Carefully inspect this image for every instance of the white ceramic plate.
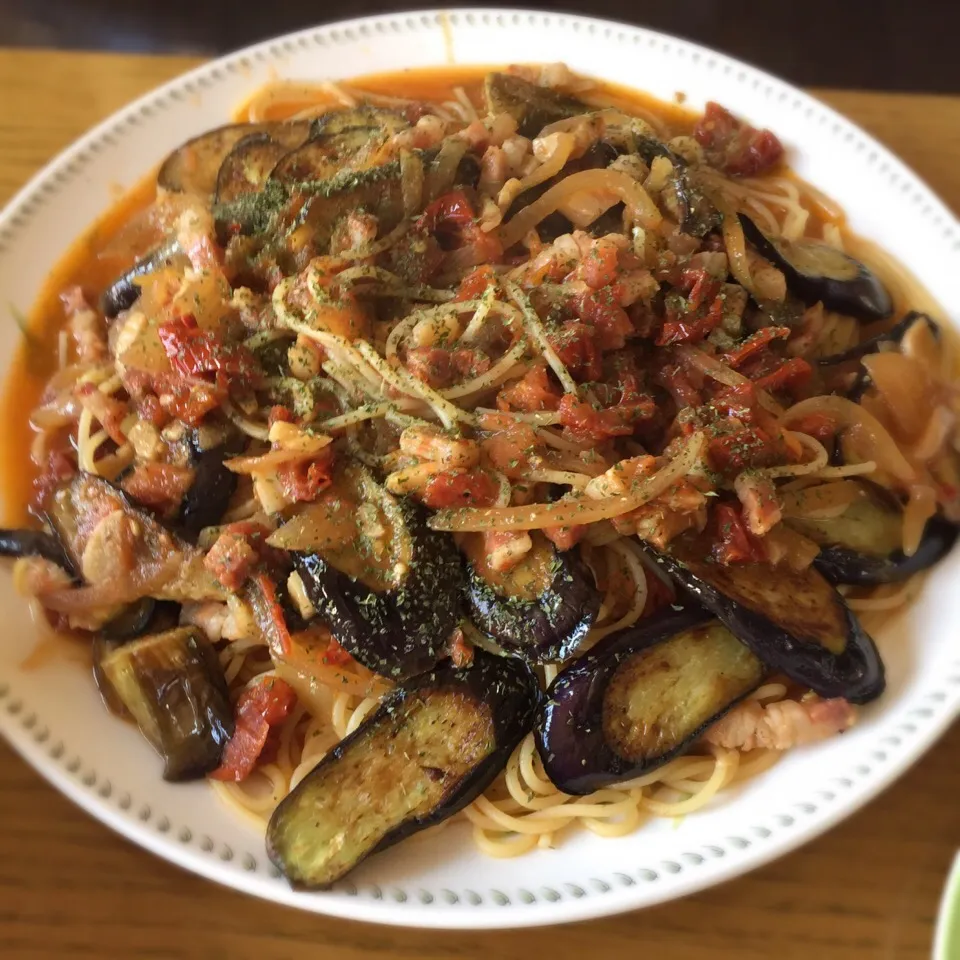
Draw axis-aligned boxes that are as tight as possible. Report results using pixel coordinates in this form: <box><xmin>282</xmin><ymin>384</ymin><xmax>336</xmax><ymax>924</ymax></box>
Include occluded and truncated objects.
<box><xmin>1</xmin><ymin>8</ymin><xmax>959</xmax><ymax>930</ymax></box>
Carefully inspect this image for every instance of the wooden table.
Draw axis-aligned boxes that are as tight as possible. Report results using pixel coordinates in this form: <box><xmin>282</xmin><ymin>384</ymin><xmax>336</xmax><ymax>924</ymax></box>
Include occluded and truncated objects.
<box><xmin>1</xmin><ymin>48</ymin><xmax>959</xmax><ymax>960</ymax></box>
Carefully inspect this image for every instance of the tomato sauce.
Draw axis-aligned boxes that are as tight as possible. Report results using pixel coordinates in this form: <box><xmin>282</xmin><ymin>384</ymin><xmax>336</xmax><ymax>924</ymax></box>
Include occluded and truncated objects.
<box><xmin>0</xmin><ymin>65</ymin><xmax>835</xmax><ymax>527</ymax></box>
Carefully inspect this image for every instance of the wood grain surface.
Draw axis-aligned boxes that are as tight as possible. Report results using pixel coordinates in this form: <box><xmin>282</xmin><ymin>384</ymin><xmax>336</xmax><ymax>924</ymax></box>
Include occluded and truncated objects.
<box><xmin>0</xmin><ymin>47</ymin><xmax>958</xmax><ymax>960</ymax></box>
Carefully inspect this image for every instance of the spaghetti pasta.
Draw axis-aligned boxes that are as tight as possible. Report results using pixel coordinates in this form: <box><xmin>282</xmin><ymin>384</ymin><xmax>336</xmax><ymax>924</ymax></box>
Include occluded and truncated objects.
<box><xmin>8</xmin><ymin>63</ymin><xmax>957</xmax><ymax>882</ymax></box>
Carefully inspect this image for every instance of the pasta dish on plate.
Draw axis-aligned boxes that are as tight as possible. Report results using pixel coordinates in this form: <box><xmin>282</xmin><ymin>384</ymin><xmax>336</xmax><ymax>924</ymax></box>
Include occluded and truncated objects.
<box><xmin>1</xmin><ymin>64</ymin><xmax>957</xmax><ymax>889</ymax></box>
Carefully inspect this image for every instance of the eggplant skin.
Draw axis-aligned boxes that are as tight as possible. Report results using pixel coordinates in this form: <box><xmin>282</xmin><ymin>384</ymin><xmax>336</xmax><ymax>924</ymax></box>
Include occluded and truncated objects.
<box><xmin>100</xmin><ymin>238</ymin><xmax>182</xmax><ymax>319</ymax></box>
<box><xmin>464</xmin><ymin>542</ymin><xmax>601</xmax><ymax>664</ymax></box>
<box><xmin>537</xmin><ymin>605</ymin><xmax>766</xmax><ymax>794</ymax></box>
<box><xmin>740</xmin><ymin>214</ymin><xmax>892</xmax><ymax>322</ymax></box>
<box><xmin>266</xmin><ymin>650</ymin><xmax>540</xmax><ymax>889</ymax></box>
<box><xmin>177</xmin><ymin>433</ymin><xmax>244</xmax><ymax>540</ymax></box>
<box><xmin>0</xmin><ymin>528</ymin><xmax>74</xmax><ymax>571</ymax></box>
<box><xmin>294</xmin><ymin>501</ymin><xmax>465</xmax><ymax>681</ymax></box>
<box><xmin>648</xmin><ymin>541</ymin><xmax>885</xmax><ymax>704</ymax></box>
<box><xmin>814</xmin><ymin>513</ymin><xmax>959</xmax><ymax>585</ymax></box>
<box><xmin>785</xmin><ymin>481</ymin><xmax>959</xmax><ymax>585</ymax></box>
<box><xmin>99</xmin><ymin>626</ymin><xmax>234</xmax><ymax>780</ymax></box>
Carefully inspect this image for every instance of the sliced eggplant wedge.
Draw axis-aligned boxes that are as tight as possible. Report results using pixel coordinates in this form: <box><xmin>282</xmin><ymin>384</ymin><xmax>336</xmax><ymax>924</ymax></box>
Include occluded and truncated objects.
<box><xmin>463</xmin><ymin>533</ymin><xmax>601</xmax><ymax>663</ymax></box>
<box><xmin>0</xmin><ymin>527</ymin><xmax>74</xmax><ymax>570</ymax></box>
<box><xmin>177</xmin><ymin>431</ymin><xmax>244</xmax><ymax>540</ymax></box>
<box><xmin>158</xmin><ymin>121</ymin><xmax>310</xmax><ymax>197</ymax></box>
<box><xmin>484</xmin><ymin>72</ymin><xmax>587</xmax><ymax>138</ymax></box>
<box><xmin>536</xmin><ymin>605</ymin><xmax>764</xmax><ymax>794</ymax></box>
<box><xmin>272</xmin><ymin>461</ymin><xmax>464</xmax><ymax>680</ymax></box>
<box><xmin>269</xmin><ymin>127</ymin><xmax>384</xmax><ymax>185</ymax></box>
<box><xmin>310</xmin><ymin>106</ymin><xmax>410</xmax><ymax>138</ymax></box>
<box><xmin>100</xmin><ymin>238</ymin><xmax>184</xmax><ymax>319</ymax></box>
<box><xmin>99</xmin><ymin>626</ymin><xmax>234</xmax><ymax>780</ymax></box>
<box><xmin>214</xmin><ymin>133</ymin><xmax>293</xmax><ymax>206</ymax></box>
<box><xmin>785</xmin><ymin>480</ymin><xmax>958</xmax><ymax>585</ymax></box>
<box><xmin>817</xmin><ymin>311</ymin><xmax>938</xmax><ymax>366</ymax></box>
<box><xmin>740</xmin><ymin>214</ymin><xmax>893</xmax><ymax>321</ymax></box>
<box><xmin>214</xmin><ymin>149</ymin><xmax>434</xmax><ymax>250</ymax></box>
<box><xmin>46</xmin><ymin>474</ymin><xmax>226</xmax><ymax>604</ymax></box>
<box><xmin>266</xmin><ymin>650</ymin><xmax>539</xmax><ymax>889</ymax></box>
<box><xmin>648</xmin><ymin>533</ymin><xmax>885</xmax><ymax>703</ymax></box>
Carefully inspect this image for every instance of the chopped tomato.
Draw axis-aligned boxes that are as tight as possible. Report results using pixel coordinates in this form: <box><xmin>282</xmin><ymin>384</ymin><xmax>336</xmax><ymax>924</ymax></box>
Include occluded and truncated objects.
<box><xmin>559</xmin><ymin>375</ymin><xmax>655</xmax><ymax>443</ymax></box>
<box><xmin>121</xmin><ymin>462</ymin><xmax>195</xmax><ymax>512</ymax></box>
<box><xmin>657</xmin><ymin>291</ymin><xmax>724</xmax><ymax>346</ymax></box>
<box><xmin>418</xmin><ymin>191</ymin><xmax>475</xmax><ymax>238</ymax></box>
<box><xmin>496</xmin><ymin>365</ymin><xmax>561</xmax><ymax>412</ymax></box>
<box><xmin>573</xmin><ymin>241</ymin><xmax>620</xmax><ymax>290</ymax></box>
<box><xmin>322</xmin><ymin>636</ymin><xmax>355</xmax><ymax>667</ymax></box>
<box><xmin>789</xmin><ymin>412</ymin><xmax>836</xmax><ymax>444</ymax></box>
<box><xmin>712</xmin><ymin>503</ymin><xmax>768</xmax><ymax>565</ymax></box>
<box><xmin>548</xmin><ymin>321</ymin><xmax>603</xmax><ymax>382</ymax></box>
<box><xmin>268</xmin><ymin>404</ymin><xmax>294</xmax><ymax>426</ymax></box>
<box><xmin>455</xmin><ymin>265</ymin><xmax>497</xmax><ymax>302</ymax></box>
<box><xmin>752</xmin><ymin>357</ymin><xmax>813</xmax><ymax>394</ymax></box>
<box><xmin>707</xmin><ymin>426</ymin><xmax>787</xmax><ymax>476</ymax></box>
<box><xmin>576</xmin><ymin>289</ymin><xmax>633</xmax><ymax>350</ymax></box>
<box><xmin>543</xmin><ymin>523</ymin><xmax>587</xmax><ymax>551</ymax></box>
<box><xmin>157</xmin><ymin>314</ymin><xmax>260</xmax><ymax>388</ymax></box>
<box><xmin>693</xmin><ymin>102</ymin><xmax>785</xmax><ymax>177</ymax></box>
<box><xmin>417</xmin><ymin>191</ymin><xmax>503</xmax><ymax>262</ymax></box>
<box><xmin>422</xmin><ymin>468</ymin><xmax>499</xmax><ymax>509</ymax></box>
<box><xmin>721</xmin><ymin>326</ymin><xmax>791</xmax><ymax>368</ymax></box>
<box><xmin>680</xmin><ymin>267</ymin><xmax>721</xmax><ymax>310</ymax></box>
<box><xmin>210</xmin><ymin>677</ymin><xmax>297</xmax><ymax>782</ymax></box>
<box><xmin>710</xmin><ymin>381</ymin><xmax>759</xmax><ymax>422</ymax></box>
<box><xmin>274</xmin><ymin>446</ymin><xmax>335</xmax><ymax>504</ymax></box>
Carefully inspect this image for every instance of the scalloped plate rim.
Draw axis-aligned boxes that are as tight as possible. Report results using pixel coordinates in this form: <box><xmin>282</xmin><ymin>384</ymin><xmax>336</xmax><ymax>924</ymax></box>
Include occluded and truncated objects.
<box><xmin>0</xmin><ymin>8</ymin><xmax>958</xmax><ymax>930</ymax></box>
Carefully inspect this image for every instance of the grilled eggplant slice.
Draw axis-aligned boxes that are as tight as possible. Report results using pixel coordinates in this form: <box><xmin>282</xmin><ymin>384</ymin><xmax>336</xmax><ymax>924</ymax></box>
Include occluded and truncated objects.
<box><xmin>536</xmin><ymin>605</ymin><xmax>764</xmax><ymax>794</ymax></box>
<box><xmin>0</xmin><ymin>527</ymin><xmax>74</xmax><ymax>570</ymax></box>
<box><xmin>101</xmin><ymin>238</ymin><xmax>184</xmax><ymax>318</ymax></box>
<box><xmin>177</xmin><ymin>431</ymin><xmax>244</xmax><ymax>540</ymax></box>
<box><xmin>214</xmin><ymin>133</ymin><xmax>294</xmax><ymax>205</ymax></box>
<box><xmin>270</xmin><ymin>127</ymin><xmax>386</xmax><ymax>184</ymax></box>
<box><xmin>266</xmin><ymin>650</ymin><xmax>539</xmax><ymax>888</ymax></box>
<box><xmin>158</xmin><ymin>121</ymin><xmax>310</xmax><ymax>197</ymax></box>
<box><xmin>99</xmin><ymin>626</ymin><xmax>233</xmax><ymax>780</ymax></box>
<box><xmin>484</xmin><ymin>72</ymin><xmax>586</xmax><ymax>138</ymax></box>
<box><xmin>740</xmin><ymin>214</ymin><xmax>893</xmax><ymax>321</ymax></box>
<box><xmin>785</xmin><ymin>480</ymin><xmax>958</xmax><ymax>585</ymax></box>
<box><xmin>310</xmin><ymin>106</ymin><xmax>410</xmax><ymax>138</ymax></box>
<box><xmin>817</xmin><ymin>311</ymin><xmax>938</xmax><ymax>366</ymax></box>
<box><xmin>272</xmin><ymin>461</ymin><xmax>464</xmax><ymax>679</ymax></box>
<box><xmin>648</xmin><ymin>534</ymin><xmax>884</xmax><ymax>703</ymax></box>
<box><xmin>463</xmin><ymin>533</ymin><xmax>600</xmax><ymax>663</ymax></box>
<box><xmin>47</xmin><ymin>474</ymin><xmax>226</xmax><ymax>604</ymax></box>
<box><xmin>215</xmin><ymin>149</ymin><xmax>434</xmax><ymax>250</ymax></box>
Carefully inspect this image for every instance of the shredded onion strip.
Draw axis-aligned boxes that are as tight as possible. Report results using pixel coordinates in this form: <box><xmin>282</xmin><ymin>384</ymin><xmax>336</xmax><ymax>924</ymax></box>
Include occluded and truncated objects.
<box><xmin>499</xmin><ymin>169</ymin><xmax>662</xmax><ymax>249</ymax></box>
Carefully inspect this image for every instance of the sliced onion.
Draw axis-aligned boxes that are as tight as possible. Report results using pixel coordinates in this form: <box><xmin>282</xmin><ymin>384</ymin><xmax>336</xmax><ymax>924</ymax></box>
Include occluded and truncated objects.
<box><xmin>428</xmin><ymin>432</ymin><xmax>704</xmax><ymax>532</ymax></box>
<box><xmin>499</xmin><ymin>169</ymin><xmax>662</xmax><ymax>250</ymax></box>
<box><xmin>781</xmin><ymin>395</ymin><xmax>915</xmax><ymax>483</ymax></box>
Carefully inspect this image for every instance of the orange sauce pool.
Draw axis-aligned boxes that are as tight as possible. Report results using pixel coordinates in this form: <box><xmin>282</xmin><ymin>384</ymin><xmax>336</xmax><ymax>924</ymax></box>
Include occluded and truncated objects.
<box><xmin>0</xmin><ymin>65</ymin><xmax>841</xmax><ymax>526</ymax></box>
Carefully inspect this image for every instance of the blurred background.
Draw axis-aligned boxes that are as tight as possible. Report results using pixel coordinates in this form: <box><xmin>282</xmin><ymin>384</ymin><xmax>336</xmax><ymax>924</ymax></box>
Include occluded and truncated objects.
<box><xmin>1</xmin><ymin>0</ymin><xmax>958</xmax><ymax>93</ymax></box>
